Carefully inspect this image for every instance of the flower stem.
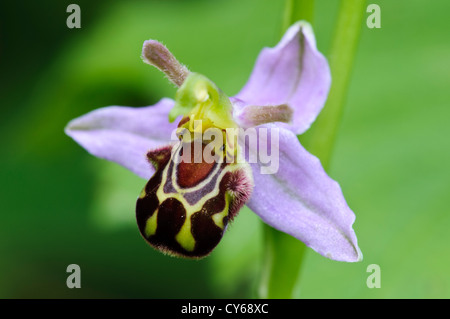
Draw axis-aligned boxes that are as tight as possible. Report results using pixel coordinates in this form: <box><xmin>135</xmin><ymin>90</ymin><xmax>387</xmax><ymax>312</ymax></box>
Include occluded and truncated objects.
<box><xmin>259</xmin><ymin>0</ymin><xmax>314</xmax><ymax>299</ymax></box>
<box><xmin>259</xmin><ymin>0</ymin><xmax>366</xmax><ymax>299</ymax></box>
<box><xmin>281</xmin><ymin>0</ymin><xmax>315</xmax><ymax>35</ymax></box>
<box><xmin>300</xmin><ymin>0</ymin><xmax>366</xmax><ymax>168</ymax></box>
<box><xmin>259</xmin><ymin>226</ymin><xmax>306</xmax><ymax>298</ymax></box>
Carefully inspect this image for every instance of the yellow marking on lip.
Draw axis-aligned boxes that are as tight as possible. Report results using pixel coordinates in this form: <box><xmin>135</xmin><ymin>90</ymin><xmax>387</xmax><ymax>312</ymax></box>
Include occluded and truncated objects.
<box><xmin>175</xmin><ymin>217</ymin><xmax>195</xmax><ymax>252</ymax></box>
<box><xmin>212</xmin><ymin>197</ymin><xmax>230</xmax><ymax>230</ymax></box>
<box><xmin>145</xmin><ymin>210</ymin><xmax>158</xmax><ymax>237</ymax></box>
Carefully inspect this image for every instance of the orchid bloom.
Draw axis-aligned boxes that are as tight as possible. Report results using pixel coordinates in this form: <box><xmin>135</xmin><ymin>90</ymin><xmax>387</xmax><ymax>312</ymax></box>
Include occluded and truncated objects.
<box><xmin>65</xmin><ymin>22</ymin><xmax>362</xmax><ymax>262</ymax></box>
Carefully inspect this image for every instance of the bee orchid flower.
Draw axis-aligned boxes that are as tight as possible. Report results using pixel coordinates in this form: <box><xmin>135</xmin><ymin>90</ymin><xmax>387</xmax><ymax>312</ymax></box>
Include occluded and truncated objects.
<box><xmin>65</xmin><ymin>22</ymin><xmax>362</xmax><ymax>262</ymax></box>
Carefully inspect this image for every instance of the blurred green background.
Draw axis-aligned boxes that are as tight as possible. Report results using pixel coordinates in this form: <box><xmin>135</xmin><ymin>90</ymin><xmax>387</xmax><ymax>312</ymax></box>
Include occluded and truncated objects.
<box><xmin>1</xmin><ymin>0</ymin><xmax>449</xmax><ymax>298</ymax></box>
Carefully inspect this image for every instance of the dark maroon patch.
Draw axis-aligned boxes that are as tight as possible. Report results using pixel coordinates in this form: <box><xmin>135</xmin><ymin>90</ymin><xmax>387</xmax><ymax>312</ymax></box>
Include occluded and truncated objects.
<box><xmin>201</xmin><ymin>187</ymin><xmax>227</xmax><ymax>216</ymax></box>
<box><xmin>187</xmin><ymin>173</ymin><xmax>233</xmax><ymax>257</ymax></box>
<box><xmin>177</xmin><ymin>142</ymin><xmax>216</xmax><ymax>188</ymax></box>
<box><xmin>147</xmin><ymin>198</ymin><xmax>190</xmax><ymax>256</ymax></box>
<box><xmin>155</xmin><ymin>198</ymin><xmax>186</xmax><ymax>237</ymax></box>
<box><xmin>190</xmin><ymin>211</ymin><xmax>224</xmax><ymax>257</ymax></box>
<box><xmin>136</xmin><ymin>164</ymin><xmax>165</xmax><ymax>235</ymax></box>
<box><xmin>146</xmin><ymin>145</ymin><xmax>172</xmax><ymax>170</ymax></box>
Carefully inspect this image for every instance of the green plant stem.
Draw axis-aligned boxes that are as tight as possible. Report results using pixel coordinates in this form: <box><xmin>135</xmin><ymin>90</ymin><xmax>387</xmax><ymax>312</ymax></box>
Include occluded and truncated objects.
<box><xmin>281</xmin><ymin>0</ymin><xmax>315</xmax><ymax>34</ymax></box>
<box><xmin>259</xmin><ymin>0</ymin><xmax>365</xmax><ymax>299</ymax></box>
<box><xmin>301</xmin><ymin>0</ymin><xmax>366</xmax><ymax>168</ymax></box>
<box><xmin>259</xmin><ymin>0</ymin><xmax>314</xmax><ymax>299</ymax></box>
<box><xmin>259</xmin><ymin>227</ymin><xmax>307</xmax><ymax>298</ymax></box>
